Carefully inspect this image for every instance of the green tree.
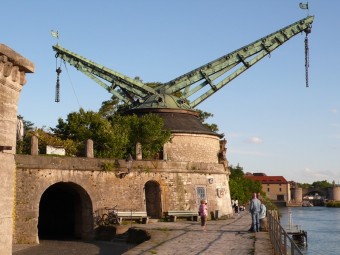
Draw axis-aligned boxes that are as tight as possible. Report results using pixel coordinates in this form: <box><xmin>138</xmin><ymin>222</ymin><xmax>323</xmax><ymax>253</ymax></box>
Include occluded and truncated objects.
<box><xmin>16</xmin><ymin>116</ymin><xmax>35</xmax><ymax>154</ymax></box>
<box><xmin>127</xmin><ymin>113</ymin><xmax>171</xmax><ymax>159</ymax></box>
<box><xmin>51</xmin><ymin>108</ymin><xmax>129</xmax><ymax>158</ymax></box>
<box><xmin>229</xmin><ymin>164</ymin><xmax>262</xmax><ymax>205</ymax></box>
<box><xmin>196</xmin><ymin>109</ymin><xmax>219</xmax><ymax>132</ymax></box>
<box><xmin>311</xmin><ymin>180</ymin><xmax>332</xmax><ymax>189</ymax></box>
<box><xmin>299</xmin><ymin>183</ymin><xmax>311</xmax><ymax>189</ymax></box>
<box><xmin>51</xmin><ymin>108</ymin><xmax>171</xmax><ymax>159</ymax></box>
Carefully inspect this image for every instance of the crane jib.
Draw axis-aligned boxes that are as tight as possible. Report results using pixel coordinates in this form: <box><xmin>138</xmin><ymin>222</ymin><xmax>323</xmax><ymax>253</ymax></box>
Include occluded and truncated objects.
<box><xmin>52</xmin><ymin>15</ymin><xmax>314</xmax><ymax>108</ymax></box>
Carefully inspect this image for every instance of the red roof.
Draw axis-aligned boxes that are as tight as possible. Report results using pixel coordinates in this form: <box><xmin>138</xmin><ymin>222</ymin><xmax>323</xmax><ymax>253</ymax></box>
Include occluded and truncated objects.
<box><xmin>244</xmin><ymin>175</ymin><xmax>288</xmax><ymax>184</ymax></box>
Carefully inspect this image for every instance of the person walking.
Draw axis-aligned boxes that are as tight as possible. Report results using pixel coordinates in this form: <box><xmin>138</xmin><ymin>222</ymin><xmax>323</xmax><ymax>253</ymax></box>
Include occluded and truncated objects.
<box><xmin>234</xmin><ymin>198</ymin><xmax>239</xmax><ymax>215</ymax></box>
<box><xmin>259</xmin><ymin>199</ymin><xmax>266</xmax><ymax>219</ymax></box>
<box><xmin>199</xmin><ymin>199</ymin><xmax>208</xmax><ymax>231</ymax></box>
<box><xmin>249</xmin><ymin>193</ymin><xmax>261</xmax><ymax>232</ymax></box>
<box><xmin>259</xmin><ymin>198</ymin><xmax>268</xmax><ymax>231</ymax></box>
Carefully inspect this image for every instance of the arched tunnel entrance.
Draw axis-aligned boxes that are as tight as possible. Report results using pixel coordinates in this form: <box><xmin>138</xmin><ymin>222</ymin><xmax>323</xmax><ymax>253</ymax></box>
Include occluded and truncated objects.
<box><xmin>38</xmin><ymin>182</ymin><xmax>93</xmax><ymax>240</ymax></box>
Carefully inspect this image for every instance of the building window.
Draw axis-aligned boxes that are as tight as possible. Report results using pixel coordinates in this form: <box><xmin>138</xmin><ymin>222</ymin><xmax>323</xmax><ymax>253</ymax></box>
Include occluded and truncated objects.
<box><xmin>196</xmin><ymin>186</ymin><xmax>206</xmax><ymax>205</ymax></box>
<box><xmin>279</xmin><ymin>188</ymin><xmax>282</xmax><ymax>192</ymax></box>
<box><xmin>267</xmin><ymin>187</ymin><xmax>270</xmax><ymax>192</ymax></box>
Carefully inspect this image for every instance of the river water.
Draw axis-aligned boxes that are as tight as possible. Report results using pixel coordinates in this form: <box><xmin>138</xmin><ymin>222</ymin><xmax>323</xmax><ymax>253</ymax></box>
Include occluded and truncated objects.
<box><xmin>278</xmin><ymin>206</ymin><xmax>340</xmax><ymax>255</ymax></box>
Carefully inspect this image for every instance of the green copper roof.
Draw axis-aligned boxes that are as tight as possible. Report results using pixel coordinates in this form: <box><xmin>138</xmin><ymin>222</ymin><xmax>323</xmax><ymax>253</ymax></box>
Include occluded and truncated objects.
<box><xmin>135</xmin><ymin>94</ymin><xmax>191</xmax><ymax>110</ymax></box>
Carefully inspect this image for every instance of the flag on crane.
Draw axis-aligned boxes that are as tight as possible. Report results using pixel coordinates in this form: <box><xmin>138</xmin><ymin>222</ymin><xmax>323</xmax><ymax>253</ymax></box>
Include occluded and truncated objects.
<box><xmin>299</xmin><ymin>2</ymin><xmax>309</xmax><ymax>10</ymax></box>
<box><xmin>51</xmin><ymin>30</ymin><xmax>59</xmax><ymax>39</ymax></box>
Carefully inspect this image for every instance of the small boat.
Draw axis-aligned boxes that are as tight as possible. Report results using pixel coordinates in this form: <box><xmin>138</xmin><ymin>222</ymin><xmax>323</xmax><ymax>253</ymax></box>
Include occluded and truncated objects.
<box><xmin>302</xmin><ymin>201</ymin><xmax>313</xmax><ymax>207</ymax></box>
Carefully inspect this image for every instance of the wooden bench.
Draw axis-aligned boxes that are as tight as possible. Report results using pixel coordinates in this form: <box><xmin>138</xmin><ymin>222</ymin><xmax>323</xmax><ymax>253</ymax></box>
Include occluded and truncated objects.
<box><xmin>164</xmin><ymin>211</ymin><xmax>199</xmax><ymax>222</ymax></box>
<box><xmin>116</xmin><ymin>211</ymin><xmax>149</xmax><ymax>224</ymax></box>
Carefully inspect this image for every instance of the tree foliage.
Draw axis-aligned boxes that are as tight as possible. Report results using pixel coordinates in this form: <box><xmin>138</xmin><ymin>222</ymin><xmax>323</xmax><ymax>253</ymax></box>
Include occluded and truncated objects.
<box><xmin>228</xmin><ymin>164</ymin><xmax>262</xmax><ymax>205</ymax></box>
<box><xmin>50</xmin><ymin>108</ymin><xmax>171</xmax><ymax>159</ymax></box>
<box><xmin>298</xmin><ymin>180</ymin><xmax>333</xmax><ymax>189</ymax></box>
<box><xmin>196</xmin><ymin>109</ymin><xmax>219</xmax><ymax>132</ymax></box>
<box><xmin>16</xmin><ymin>116</ymin><xmax>35</xmax><ymax>154</ymax></box>
<box><xmin>311</xmin><ymin>180</ymin><xmax>333</xmax><ymax>189</ymax></box>
<box><xmin>16</xmin><ymin>117</ymin><xmax>77</xmax><ymax>156</ymax></box>
<box><xmin>117</xmin><ymin>114</ymin><xmax>172</xmax><ymax>159</ymax></box>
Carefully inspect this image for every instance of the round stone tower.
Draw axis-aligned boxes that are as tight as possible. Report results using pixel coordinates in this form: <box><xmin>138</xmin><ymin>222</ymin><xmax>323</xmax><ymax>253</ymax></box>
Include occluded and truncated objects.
<box><xmin>126</xmin><ymin>93</ymin><xmax>224</xmax><ymax>163</ymax></box>
<box><xmin>293</xmin><ymin>187</ymin><xmax>303</xmax><ymax>202</ymax></box>
<box><xmin>0</xmin><ymin>44</ymin><xmax>34</xmax><ymax>255</ymax></box>
<box><xmin>330</xmin><ymin>186</ymin><xmax>340</xmax><ymax>201</ymax></box>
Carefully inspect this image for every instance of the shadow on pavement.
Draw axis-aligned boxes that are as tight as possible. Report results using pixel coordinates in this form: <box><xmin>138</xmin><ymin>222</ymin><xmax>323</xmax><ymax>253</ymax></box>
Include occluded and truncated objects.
<box><xmin>13</xmin><ymin>239</ymin><xmax>137</xmax><ymax>255</ymax></box>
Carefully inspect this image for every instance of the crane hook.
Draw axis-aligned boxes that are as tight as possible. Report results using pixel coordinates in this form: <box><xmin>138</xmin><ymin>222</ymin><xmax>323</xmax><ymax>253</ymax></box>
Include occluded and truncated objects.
<box><xmin>304</xmin><ymin>27</ymin><xmax>311</xmax><ymax>88</ymax></box>
<box><xmin>55</xmin><ymin>67</ymin><xmax>62</xmax><ymax>102</ymax></box>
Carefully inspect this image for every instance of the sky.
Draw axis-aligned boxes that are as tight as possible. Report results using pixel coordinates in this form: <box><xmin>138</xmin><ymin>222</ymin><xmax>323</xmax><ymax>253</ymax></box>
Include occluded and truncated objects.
<box><xmin>3</xmin><ymin>1</ymin><xmax>340</xmax><ymax>184</ymax></box>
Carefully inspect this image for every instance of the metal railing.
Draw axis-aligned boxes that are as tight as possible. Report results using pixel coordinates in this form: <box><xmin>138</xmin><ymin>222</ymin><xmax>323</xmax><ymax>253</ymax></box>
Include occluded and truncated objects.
<box><xmin>267</xmin><ymin>210</ymin><xmax>304</xmax><ymax>255</ymax></box>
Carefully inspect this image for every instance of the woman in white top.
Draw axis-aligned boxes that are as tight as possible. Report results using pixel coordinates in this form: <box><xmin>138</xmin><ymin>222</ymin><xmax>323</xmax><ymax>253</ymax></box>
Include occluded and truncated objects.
<box><xmin>259</xmin><ymin>199</ymin><xmax>266</xmax><ymax>219</ymax></box>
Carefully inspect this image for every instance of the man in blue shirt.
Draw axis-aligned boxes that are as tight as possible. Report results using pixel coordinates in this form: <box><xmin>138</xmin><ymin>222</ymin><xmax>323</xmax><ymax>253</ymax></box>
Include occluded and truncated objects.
<box><xmin>249</xmin><ymin>193</ymin><xmax>261</xmax><ymax>232</ymax></box>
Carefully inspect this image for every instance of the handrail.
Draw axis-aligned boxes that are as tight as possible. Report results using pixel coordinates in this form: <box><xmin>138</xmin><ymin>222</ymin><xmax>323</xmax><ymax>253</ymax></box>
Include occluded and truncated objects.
<box><xmin>267</xmin><ymin>210</ymin><xmax>304</xmax><ymax>255</ymax></box>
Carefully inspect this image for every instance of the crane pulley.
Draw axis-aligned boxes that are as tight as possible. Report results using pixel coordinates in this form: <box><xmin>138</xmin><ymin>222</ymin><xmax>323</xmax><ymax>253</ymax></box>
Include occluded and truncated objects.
<box><xmin>53</xmin><ymin>15</ymin><xmax>314</xmax><ymax>109</ymax></box>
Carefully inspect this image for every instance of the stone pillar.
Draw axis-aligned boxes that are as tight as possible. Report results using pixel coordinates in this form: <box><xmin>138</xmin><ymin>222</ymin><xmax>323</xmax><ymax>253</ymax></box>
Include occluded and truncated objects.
<box><xmin>85</xmin><ymin>139</ymin><xmax>94</xmax><ymax>158</ymax></box>
<box><xmin>30</xmin><ymin>135</ymin><xmax>39</xmax><ymax>155</ymax></box>
<box><xmin>136</xmin><ymin>142</ymin><xmax>142</xmax><ymax>160</ymax></box>
<box><xmin>0</xmin><ymin>44</ymin><xmax>34</xmax><ymax>255</ymax></box>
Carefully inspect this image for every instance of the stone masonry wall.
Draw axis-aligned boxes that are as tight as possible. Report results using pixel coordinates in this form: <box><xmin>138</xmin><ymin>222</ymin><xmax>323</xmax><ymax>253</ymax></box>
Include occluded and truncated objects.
<box><xmin>0</xmin><ymin>44</ymin><xmax>34</xmax><ymax>255</ymax></box>
<box><xmin>164</xmin><ymin>133</ymin><xmax>220</xmax><ymax>163</ymax></box>
<box><xmin>14</xmin><ymin>155</ymin><xmax>232</xmax><ymax>244</ymax></box>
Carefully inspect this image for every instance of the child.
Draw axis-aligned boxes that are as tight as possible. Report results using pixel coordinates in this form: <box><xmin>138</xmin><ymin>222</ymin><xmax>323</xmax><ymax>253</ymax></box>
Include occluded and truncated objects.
<box><xmin>199</xmin><ymin>199</ymin><xmax>208</xmax><ymax>231</ymax></box>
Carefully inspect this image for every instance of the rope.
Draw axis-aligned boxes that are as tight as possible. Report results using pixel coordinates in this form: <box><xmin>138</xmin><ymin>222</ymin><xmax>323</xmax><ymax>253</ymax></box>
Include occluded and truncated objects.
<box><xmin>62</xmin><ymin>61</ymin><xmax>81</xmax><ymax>108</ymax></box>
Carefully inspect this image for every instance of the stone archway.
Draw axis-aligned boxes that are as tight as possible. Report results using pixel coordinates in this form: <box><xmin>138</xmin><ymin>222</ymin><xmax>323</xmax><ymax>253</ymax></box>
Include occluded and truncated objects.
<box><xmin>145</xmin><ymin>181</ymin><xmax>162</xmax><ymax>218</ymax></box>
<box><xmin>38</xmin><ymin>182</ymin><xmax>93</xmax><ymax>240</ymax></box>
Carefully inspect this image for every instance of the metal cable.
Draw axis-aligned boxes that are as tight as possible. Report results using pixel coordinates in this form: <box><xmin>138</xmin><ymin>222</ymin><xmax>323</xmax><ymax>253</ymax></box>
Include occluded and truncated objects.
<box><xmin>62</xmin><ymin>60</ymin><xmax>81</xmax><ymax>108</ymax></box>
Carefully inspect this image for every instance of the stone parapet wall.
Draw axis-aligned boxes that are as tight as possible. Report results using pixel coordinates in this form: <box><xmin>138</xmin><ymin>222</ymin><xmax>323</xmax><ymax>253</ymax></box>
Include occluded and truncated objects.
<box><xmin>14</xmin><ymin>155</ymin><xmax>232</xmax><ymax>244</ymax></box>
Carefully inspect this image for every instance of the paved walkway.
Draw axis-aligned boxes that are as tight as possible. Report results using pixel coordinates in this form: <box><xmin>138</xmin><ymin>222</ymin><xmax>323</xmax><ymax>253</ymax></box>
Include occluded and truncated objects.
<box><xmin>13</xmin><ymin>211</ymin><xmax>273</xmax><ymax>255</ymax></box>
<box><xmin>123</xmin><ymin>211</ymin><xmax>273</xmax><ymax>255</ymax></box>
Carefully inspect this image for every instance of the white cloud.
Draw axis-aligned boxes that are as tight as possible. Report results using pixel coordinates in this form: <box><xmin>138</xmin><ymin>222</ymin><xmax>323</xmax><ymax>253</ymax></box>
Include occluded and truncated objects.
<box><xmin>248</xmin><ymin>136</ymin><xmax>262</xmax><ymax>144</ymax></box>
<box><xmin>300</xmin><ymin>167</ymin><xmax>340</xmax><ymax>183</ymax></box>
<box><xmin>331</xmin><ymin>108</ymin><xmax>338</xmax><ymax>114</ymax></box>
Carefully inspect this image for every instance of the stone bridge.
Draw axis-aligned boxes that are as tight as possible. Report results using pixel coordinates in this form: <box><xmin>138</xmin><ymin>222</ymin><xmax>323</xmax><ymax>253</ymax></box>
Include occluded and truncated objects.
<box><xmin>292</xmin><ymin>186</ymin><xmax>340</xmax><ymax>202</ymax></box>
<box><xmin>302</xmin><ymin>188</ymin><xmax>330</xmax><ymax>198</ymax></box>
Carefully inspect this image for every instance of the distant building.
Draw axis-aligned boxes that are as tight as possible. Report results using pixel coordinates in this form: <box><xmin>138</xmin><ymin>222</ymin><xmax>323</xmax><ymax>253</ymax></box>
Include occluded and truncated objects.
<box><xmin>245</xmin><ymin>173</ymin><xmax>290</xmax><ymax>202</ymax></box>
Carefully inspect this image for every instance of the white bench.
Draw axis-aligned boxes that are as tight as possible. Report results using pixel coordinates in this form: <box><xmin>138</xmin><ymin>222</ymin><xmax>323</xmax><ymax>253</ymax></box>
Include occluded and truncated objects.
<box><xmin>164</xmin><ymin>211</ymin><xmax>199</xmax><ymax>222</ymax></box>
<box><xmin>116</xmin><ymin>211</ymin><xmax>149</xmax><ymax>224</ymax></box>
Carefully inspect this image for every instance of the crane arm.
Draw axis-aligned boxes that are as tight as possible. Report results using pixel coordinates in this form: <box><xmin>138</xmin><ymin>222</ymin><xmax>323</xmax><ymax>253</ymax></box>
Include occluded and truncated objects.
<box><xmin>52</xmin><ymin>16</ymin><xmax>314</xmax><ymax>110</ymax></box>
<box><xmin>159</xmin><ymin>16</ymin><xmax>314</xmax><ymax>108</ymax></box>
<box><xmin>52</xmin><ymin>44</ymin><xmax>156</xmax><ymax>103</ymax></box>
